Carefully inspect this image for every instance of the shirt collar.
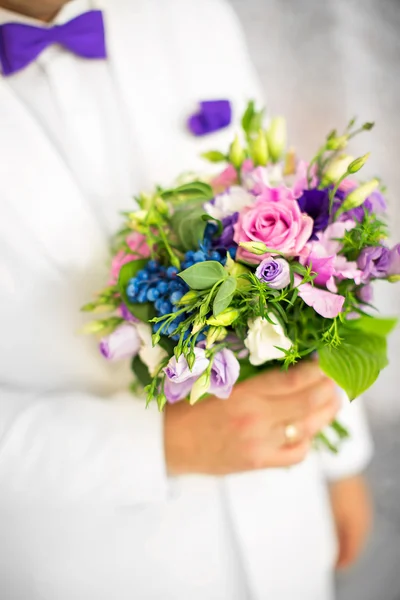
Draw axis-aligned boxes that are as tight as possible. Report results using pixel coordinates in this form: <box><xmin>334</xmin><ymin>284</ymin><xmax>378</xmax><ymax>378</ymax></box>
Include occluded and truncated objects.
<box><xmin>0</xmin><ymin>0</ymin><xmax>93</xmax><ymax>27</ymax></box>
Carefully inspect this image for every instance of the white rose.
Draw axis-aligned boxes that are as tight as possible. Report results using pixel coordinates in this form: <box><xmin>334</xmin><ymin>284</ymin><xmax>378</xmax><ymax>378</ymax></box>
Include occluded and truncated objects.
<box><xmin>135</xmin><ymin>322</ymin><xmax>167</xmax><ymax>376</ymax></box>
<box><xmin>204</xmin><ymin>186</ymin><xmax>253</xmax><ymax>220</ymax></box>
<box><xmin>244</xmin><ymin>314</ymin><xmax>292</xmax><ymax>366</ymax></box>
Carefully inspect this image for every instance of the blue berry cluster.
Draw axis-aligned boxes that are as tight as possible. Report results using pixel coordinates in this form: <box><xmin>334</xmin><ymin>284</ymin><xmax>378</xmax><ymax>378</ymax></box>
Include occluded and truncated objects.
<box><xmin>125</xmin><ymin>236</ymin><xmax>230</xmax><ymax>342</ymax></box>
<box><xmin>126</xmin><ymin>261</ymin><xmax>194</xmax><ymax>341</ymax></box>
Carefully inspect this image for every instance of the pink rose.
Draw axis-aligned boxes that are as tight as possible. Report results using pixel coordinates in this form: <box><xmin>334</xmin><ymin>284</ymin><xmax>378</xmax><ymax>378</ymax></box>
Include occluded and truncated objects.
<box><xmin>109</xmin><ymin>232</ymin><xmax>151</xmax><ymax>285</ymax></box>
<box><xmin>126</xmin><ymin>232</ymin><xmax>151</xmax><ymax>257</ymax></box>
<box><xmin>234</xmin><ymin>186</ymin><xmax>313</xmax><ymax>263</ymax></box>
<box><xmin>211</xmin><ymin>165</ymin><xmax>238</xmax><ymax>193</ymax></box>
<box><xmin>109</xmin><ymin>251</ymin><xmax>137</xmax><ymax>285</ymax></box>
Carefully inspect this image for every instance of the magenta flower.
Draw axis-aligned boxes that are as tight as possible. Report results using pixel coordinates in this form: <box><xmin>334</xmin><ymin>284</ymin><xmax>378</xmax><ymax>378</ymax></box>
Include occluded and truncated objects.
<box><xmin>99</xmin><ymin>324</ymin><xmax>141</xmax><ymax>361</ymax></box>
<box><xmin>208</xmin><ymin>348</ymin><xmax>240</xmax><ymax>399</ymax></box>
<box><xmin>255</xmin><ymin>257</ymin><xmax>291</xmax><ymax>289</ymax></box>
<box><xmin>234</xmin><ymin>188</ymin><xmax>313</xmax><ymax>263</ymax></box>
<box><xmin>294</xmin><ymin>276</ymin><xmax>345</xmax><ymax>319</ymax></box>
<box><xmin>163</xmin><ymin>348</ymin><xmax>209</xmax><ymax>403</ymax></box>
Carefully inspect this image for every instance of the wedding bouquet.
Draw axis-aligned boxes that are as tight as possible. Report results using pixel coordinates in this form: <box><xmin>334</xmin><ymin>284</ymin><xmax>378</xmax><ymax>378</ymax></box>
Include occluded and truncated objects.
<box><xmin>83</xmin><ymin>102</ymin><xmax>399</xmax><ymax>446</ymax></box>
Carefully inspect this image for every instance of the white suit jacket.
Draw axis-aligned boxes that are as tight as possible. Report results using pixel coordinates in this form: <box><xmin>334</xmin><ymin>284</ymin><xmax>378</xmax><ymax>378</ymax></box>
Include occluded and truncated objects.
<box><xmin>0</xmin><ymin>1</ymin><xmax>372</xmax><ymax>599</ymax></box>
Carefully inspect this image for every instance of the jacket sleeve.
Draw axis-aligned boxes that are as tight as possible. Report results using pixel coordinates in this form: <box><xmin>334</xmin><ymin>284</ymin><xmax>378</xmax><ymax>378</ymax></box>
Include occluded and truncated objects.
<box><xmin>318</xmin><ymin>392</ymin><xmax>374</xmax><ymax>481</ymax></box>
<box><xmin>0</xmin><ymin>388</ymin><xmax>168</xmax><ymax>506</ymax></box>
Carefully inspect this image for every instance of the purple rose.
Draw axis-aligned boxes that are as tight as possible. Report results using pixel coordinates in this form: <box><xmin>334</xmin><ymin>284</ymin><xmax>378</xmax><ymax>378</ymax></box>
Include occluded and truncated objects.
<box><xmin>255</xmin><ymin>257</ymin><xmax>291</xmax><ymax>289</ymax></box>
<box><xmin>358</xmin><ymin>246</ymin><xmax>391</xmax><ymax>281</ymax></box>
<box><xmin>163</xmin><ymin>348</ymin><xmax>209</xmax><ymax>403</ymax></box>
<box><xmin>208</xmin><ymin>348</ymin><xmax>240</xmax><ymax>399</ymax></box>
<box><xmin>99</xmin><ymin>324</ymin><xmax>140</xmax><ymax>361</ymax></box>
<box><xmin>187</xmin><ymin>100</ymin><xmax>232</xmax><ymax>136</ymax></box>
<box><xmin>297</xmin><ymin>189</ymin><xmax>330</xmax><ymax>238</ymax></box>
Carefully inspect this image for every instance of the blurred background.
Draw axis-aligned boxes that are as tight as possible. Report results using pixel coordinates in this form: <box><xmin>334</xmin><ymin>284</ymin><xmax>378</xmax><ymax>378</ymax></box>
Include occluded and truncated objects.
<box><xmin>229</xmin><ymin>1</ymin><xmax>400</xmax><ymax>598</ymax></box>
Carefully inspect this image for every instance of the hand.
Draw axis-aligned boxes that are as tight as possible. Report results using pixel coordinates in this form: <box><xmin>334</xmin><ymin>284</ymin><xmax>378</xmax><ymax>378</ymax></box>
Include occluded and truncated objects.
<box><xmin>164</xmin><ymin>361</ymin><xmax>340</xmax><ymax>475</ymax></box>
<box><xmin>330</xmin><ymin>475</ymin><xmax>372</xmax><ymax>570</ymax></box>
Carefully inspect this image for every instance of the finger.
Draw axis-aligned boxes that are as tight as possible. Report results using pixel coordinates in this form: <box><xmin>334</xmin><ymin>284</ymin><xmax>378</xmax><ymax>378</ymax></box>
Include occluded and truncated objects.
<box><xmin>267</xmin><ymin>377</ymin><xmax>337</xmax><ymax>423</ymax></box>
<box><xmin>268</xmin><ymin>440</ymin><xmax>312</xmax><ymax>468</ymax></box>
<box><xmin>304</xmin><ymin>393</ymin><xmax>341</xmax><ymax>437</ymax></box>
<box><xmin>256</xmin><ymin>361</ymin><xmax>327</xmax><ymax>397</ymax></box>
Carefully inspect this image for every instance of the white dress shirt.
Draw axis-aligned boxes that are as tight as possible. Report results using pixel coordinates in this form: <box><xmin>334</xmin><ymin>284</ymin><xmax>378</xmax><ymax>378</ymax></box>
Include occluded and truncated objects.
<box><xmin>0</xmin><ymin>2</ymin><xmax>372</xmax><ymax>599</ymax></box>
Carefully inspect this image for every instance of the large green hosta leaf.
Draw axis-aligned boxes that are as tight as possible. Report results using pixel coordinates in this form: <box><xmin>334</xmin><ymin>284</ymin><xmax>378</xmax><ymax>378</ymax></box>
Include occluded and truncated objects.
<box><xmin>319</xmin><ymin>330</ymin><xmax>389</xmax><ymax>400</ymax></box>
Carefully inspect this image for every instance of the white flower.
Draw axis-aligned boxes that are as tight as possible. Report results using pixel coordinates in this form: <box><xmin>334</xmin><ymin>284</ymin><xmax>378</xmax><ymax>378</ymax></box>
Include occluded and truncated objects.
<box><xmin>135</xmin><ymin>322</ymin><xmax>167</xmax><ymax>376</ymax></box>
<box><xmin>204</xmin><ymin>186</ymin><xmax>253</xmax><ymax>220</ymax></box>
<box><xmin>244</xmin><ymin>314</ymin><xmax>292</xmax><ymax>366</ymax></box>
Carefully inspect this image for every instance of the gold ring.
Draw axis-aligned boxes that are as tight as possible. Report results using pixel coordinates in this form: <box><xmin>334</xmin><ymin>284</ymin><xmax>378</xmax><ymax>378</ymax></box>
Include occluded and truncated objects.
<box><xmin>284</xmin><ymin>423</ymin><xmax>299</xmax><ymax>444</ymax></box>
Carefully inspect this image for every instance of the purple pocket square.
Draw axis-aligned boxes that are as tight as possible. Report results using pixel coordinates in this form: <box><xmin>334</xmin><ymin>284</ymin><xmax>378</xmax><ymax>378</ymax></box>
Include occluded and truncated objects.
<box><xmin>187</xmin><ymin>100</ymin><xmax>232</xmax><ymax>136</ymax></box>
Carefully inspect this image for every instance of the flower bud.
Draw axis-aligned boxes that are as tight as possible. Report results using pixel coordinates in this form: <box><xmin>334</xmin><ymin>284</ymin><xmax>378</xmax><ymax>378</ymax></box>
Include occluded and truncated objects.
<box><xmin>340</xmin><ymin>179</ymin><xmax>379</xmax><ymax>212</ymax></box>
<box><xmin>323</xmin><ymin>155</ymin><xmax>354</xmax><ymax>184</ymax></box>
<box><xmin>326</xmin><ymin>135</ymin><xmax>348</xmax><ymax>151</ymax></box>
<box><xmin>187</xmin><ymin>349</ymin><xmax>196</xmax><ymax>370</ymax></box>
<box><xmin>177</xmin><ymin>290</ymin><xmax>198</xmax><ymax>305</ymax></box>
<box><xmin>81</xmin><ymin>320</ymin><xmax>107</xmax><ymax>334</ymax></box>
<box><xmin>155</xmin><ymin>196</ymin><xmax>169</xmax><ymax>216</ymax></box>
<box><xmin>207</xmin><ymin>308</ymin><xmax>240</xmax><ymax>327</ymax></box>
<box><xmin>347</xmin><ymin>152</ymin><xmax>370</xmax><ymax>174</ymax></box>
<box><xmin>229</xmin><ymin>135</ymin><xmax>245</xmax><ymax>168</ymax></box>
<box><xmin>266</xmin><ymin>116</ymin><xmax>286</xmax><ymax>163</ymax></box>
<box><xmin>238</xmin><ymin>241</ymin><xmax>269</xmax><ymax>255</ymax></box>
<box><xmin>388</xmin><ymin>275</ymin><xmax>400</xmax><ymax>283</ymax></box>
<box><xmin>225</xmin><ymin>255</ymin><xmax>251</xmax><ymax>289</ymax></box>
<box><xmin>206</xmin><ymin>326</ymin><xmax>228</xmax><ymax>349</ymax></box>
<box><xmin>192</xmin><ymin>316</ymin><xmax>206</xmax><ymax>334</ymax></box>
<box><xmin>250</xmin><ymin>129</ymin><xmax>269</xmax><ymax>166</ymax></box>
<box><xmin>190</xmin><ymin>371</ymin><xmax>211</xmax><ymax>405</ymax></box>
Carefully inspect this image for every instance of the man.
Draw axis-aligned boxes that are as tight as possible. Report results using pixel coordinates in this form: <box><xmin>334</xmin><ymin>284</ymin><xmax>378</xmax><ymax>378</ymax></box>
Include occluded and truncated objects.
<box><xmin>0</xmin><ymin>1</ymin><xmax>372</xmax><ymax>599</ymax></box>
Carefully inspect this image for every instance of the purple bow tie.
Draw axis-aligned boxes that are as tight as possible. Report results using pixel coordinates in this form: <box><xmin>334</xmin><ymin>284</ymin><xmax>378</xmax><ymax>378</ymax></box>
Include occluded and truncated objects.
<box><xmin>0</xmin><ymin>10</ymin><xmax>107</xmax><ymax>76</ymax></box>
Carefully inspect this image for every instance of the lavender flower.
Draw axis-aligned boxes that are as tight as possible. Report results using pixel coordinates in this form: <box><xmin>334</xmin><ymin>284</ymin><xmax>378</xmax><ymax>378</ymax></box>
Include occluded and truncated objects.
<box><xmin>388</xmin><ymin>244</ymin><xmax>400</xmax><ymax>280</ymax></box>
<box><xmin>358</xmin><ymin>246</ymin><xmax>391</xmax><ymax>281</ymax></box>
<box><xmin>255</xmin><ymin>257</ymin><xmax>291</xmax><ymax>289</ymax></box>
<box><xmin>163</xmin><ymin>348</ymin><xmax>209</xmax><ymax>403</ymax></box>
<box><xmin>208</xmin><ymin>348</ymin><xmax>240</xmax><ymax>399</ymax></box>
<box><xmin>357</xmin><ymin>284</ymin><xmax>374</xmax><ymax>304</ymax></box>
<box><xmin>99</xmin><ymin>324</ymin><xmax>140</xmax><ymax>361</ymax></box>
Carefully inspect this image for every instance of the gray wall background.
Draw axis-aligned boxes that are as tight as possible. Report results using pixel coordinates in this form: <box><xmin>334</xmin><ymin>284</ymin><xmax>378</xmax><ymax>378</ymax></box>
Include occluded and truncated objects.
<box><xmin>229</xmin><ymin>1</ymin><xmax>400</xmax><ymax>598</ymax></box>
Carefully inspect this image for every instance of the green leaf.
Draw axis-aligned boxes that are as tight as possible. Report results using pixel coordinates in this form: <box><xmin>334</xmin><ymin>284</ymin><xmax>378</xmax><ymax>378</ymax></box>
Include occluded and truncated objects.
<box><xmin>345</xmin><ymin>316</ymin><xmax>397</xmax><ymax>337</ymax></box>
<box><xmin>319</xmin><ymin>330</ymin><xmax>389</xmax><ymax>400</ymax></box>
<box><xmin>161</xmin><ymin>181</ymin><xmax>213</xmax><ymax>203</ymax></box>
<box><xmin>241</xmin><ymin>100</ymin><xmax>255</xmax><ymax>133</ymax></box>
<box><xmin>201</xmin><ymin>150</ymin><xmax>226</xmax><ymax>163</ymax></box>
<box><xmin>213</xmin><ymin>276</ymin><xmax>237</xmax><ymax>317</ymax></box>
<box><xmin>132</xmin><ymin>355</ymin><xmax>152</xmax><ymax>388</ymax></box>
<box><xmin>170</xmin><ymin>206</ymin><xmax>209</xmax><ymax>251</ymax></box>
<box><xmin>178</xmin><ymin>261</ymin><xmax>227</xmax><ymax>290</ymax></box>
<box><xmin>201</xmin><ymin>214</ymin><xmax>223</xmax><ymax>236</ymax></box>
<box><xmin>118</xmin><ymin>259</ymin><xmax>156</xmax><ymax>322</ymax></box>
